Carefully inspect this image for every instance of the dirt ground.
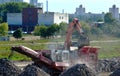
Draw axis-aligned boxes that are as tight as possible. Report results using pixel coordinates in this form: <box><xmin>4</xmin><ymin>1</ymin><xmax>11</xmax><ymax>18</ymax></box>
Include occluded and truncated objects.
<box><xmin>10</xmin><ymin>36</ymin><xmax>40</xmax><ymax>41</ymax></box>
<box><xmin>97</xmin><ymin>72</ymin><xmax>111</xmax><ymax>76</ymax></box>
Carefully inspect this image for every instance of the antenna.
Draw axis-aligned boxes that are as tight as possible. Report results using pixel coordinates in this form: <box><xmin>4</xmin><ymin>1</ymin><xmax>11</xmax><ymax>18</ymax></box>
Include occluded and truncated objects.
<box><xmin>46</xmin><ymin>0</ymin><xmax>48</xmax><ymax>12</ymax></box>
<box><xmin>113</xmin><ymin>0</ymin><xmax>116</xmax><ymax>5</ymax></box>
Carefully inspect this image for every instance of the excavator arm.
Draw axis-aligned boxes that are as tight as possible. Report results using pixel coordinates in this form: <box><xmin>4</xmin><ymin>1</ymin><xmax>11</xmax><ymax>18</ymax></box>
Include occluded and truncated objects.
<box><xmin>64</xmin><ymin>18</ymin><xmax>84</xmax><ymax>50</ymax></box>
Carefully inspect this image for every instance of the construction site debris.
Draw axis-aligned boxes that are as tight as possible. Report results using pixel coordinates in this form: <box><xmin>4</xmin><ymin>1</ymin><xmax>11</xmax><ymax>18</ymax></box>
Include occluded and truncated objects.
<box><xmin>97</xmin><ymin>57</ymin><xmax>120</xmax><ymax>72</ymax></box>
<box><xmin>109</xmin><ymin>68</ymin><xmax>120</xmax><ymax>76</ymax></box>
<box><xmin>0</xmin><ymin>58</ymin><xmax>21</xmax><ymax>76</ymax></box>
<box><xmin>19</xmin><ymin>64</ymin><xmax>50</xmax><ymax>76</ymax></box>
<box><xmin>59</xmin><ymin>64</ymin><xmax>96</xmax><ymax>76</ymax></box>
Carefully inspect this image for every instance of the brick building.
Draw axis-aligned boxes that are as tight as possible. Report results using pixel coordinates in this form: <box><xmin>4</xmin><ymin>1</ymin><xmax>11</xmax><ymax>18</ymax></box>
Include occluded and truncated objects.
<box><xmin>22</xmin><ymin>8</ymin><xmax>40</xmax><ymax>32</ymax></box>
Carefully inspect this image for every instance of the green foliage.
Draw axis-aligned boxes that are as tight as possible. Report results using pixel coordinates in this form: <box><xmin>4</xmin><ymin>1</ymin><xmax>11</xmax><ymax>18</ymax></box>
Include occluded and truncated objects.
<box><xmin>104</xmin><ymin>13</ymin><xmax>115</xmax><ymax>24</ymax></box>
<box><xmin>34</xmin><ymin>25</ymin><xmax>49</xmax><ymax>38</ymax></box>
<box><xmin>34</xmin><ymin>24</ymin><xmax>60</xmax><ymax>38</ymax></box>
<box><xmin>0</xmin><ymin>17</ymin><xmax>3</xmax><ymax>23</ymax></box>
<box><xmin>0</xmin><ymin>23</ymin><xmax>8</xmax><ymax>36</ymax></box>
<box><xmin>97</xmin><ymin>19</ymin><xmax>104</xmax><ymax>22</ymax></box>
<box><xmin>101</xmin><ymin>22</ymin><xmax>120</xmax><ymax>37</ymax></box>
<box><xmin>59</xmin><ymin>22</ymin><xmax>68</xmax><ymax>36</ymax></box>
<box><xmin>80</xmin><ymin>21</ymin><xmax>91</xmax><ymax>35</ymax></box>
<box><xmin>80</xmin><ymin>19</ymin><xmax>120</xmax><ymax>38</ymax></box>
<box><xmin>47</xmin><ymin>24</ymin><xmax>60</xmax><ymax>36</ymax></box>
<box><xmin>33</xmin><ymin>25</ymin><xmax>41</xmax><ymax>36</ymax></box>
<box><xmin>0</xmin><ymin>2</ymin><xmax>34</xmax><ymax>22</ymax></box>
<box><xmin>3</xmin><ymin>2</ymin><xmax>20</xmax><ymax>13</ymax></box>
<box><xmin>13</xmin><ymin>28</ymin><xmax>22</xmax><ymax>39</ymax></box>
<box><xmin>91</xmin><ymin>27</ymin><xmax>103</xmax><ymax>37</ymax></box>
<box><xmin>87</xmin><ymin>15</ymin><xmax>103</xmax><ymax>22</ymax></box>
<box><xmin>39</xmin><ymin>25</ymin><xmax>48</xmax><ymax>38</ymax></box>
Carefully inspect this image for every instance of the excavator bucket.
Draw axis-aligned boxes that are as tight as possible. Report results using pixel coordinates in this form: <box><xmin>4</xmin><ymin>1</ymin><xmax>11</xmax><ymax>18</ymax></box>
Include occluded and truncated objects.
<box><xmin>71</xmin><ymin>34</ymin><xmax>90</xmax><ymax>49</ymax></box>
<box><xmin>77</xmin><ymin>34</ymin><xmax>90</xmax><ymax>49</ymax></box>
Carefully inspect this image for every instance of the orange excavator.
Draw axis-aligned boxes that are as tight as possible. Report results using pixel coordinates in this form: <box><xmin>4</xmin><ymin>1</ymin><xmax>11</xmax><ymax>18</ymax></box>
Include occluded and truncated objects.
<box><xmin>64</xmin><ymin>18</ymin><xmax>87</xmax><ymax>50</ymax></box>
<box><xmin>9</xmin><ymin>18</ymin><xmax>100</xmax><ymax>76</ymax></box>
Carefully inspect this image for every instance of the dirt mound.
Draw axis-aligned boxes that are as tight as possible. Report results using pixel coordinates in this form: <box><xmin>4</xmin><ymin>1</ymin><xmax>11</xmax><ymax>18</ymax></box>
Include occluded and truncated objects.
<box><xmin>97</xmin><ymin>57</ymin><xmax>120</xmax><ymax>72</ymax></box>
<box><xmin>19</xmin><ymin>64</ymin><xmax>50</xmax><ymax>76</ymax></box>
<box><xmin>109</xmin><ymin>68</ymin><xmax>120</xmax><ymax>76</ymax></box>
<box><xmin>0</xmin><ymin>58</ymin><xmax>21</xmax><ymax>76</ymax></box>
<box><xmin>59</xmin><ymin>64</ymin><xmax>96</xmax><ymax>76</ymax></box>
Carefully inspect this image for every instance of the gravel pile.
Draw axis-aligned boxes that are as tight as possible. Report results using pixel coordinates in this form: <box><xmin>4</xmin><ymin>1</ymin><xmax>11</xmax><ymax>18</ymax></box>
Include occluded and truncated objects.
<box><xmin>59</xmin><ymin>64</ymin><xmax>96</xmax><ymax>76</ymax></box>
<box><xmin>109</xmin><ymin>68</ymin><xmax>120</xmax><ymax>76</ymax></box>
<box><xmin>19</xmin><ymin>64</ymin><xmax>50</xmax><ymax>76</ymax></box>
<box><xmin>0</xmin><ymin>57</ymin><xmax>120</xmax><ymax>76</ymax></box>
<box><xmin>97</xmin><ymin>57</ymin><xmax>120</xmax><ymax>72</ymax></box>
<box><xmin>0</xmin><ymin>58</ymin><xmax>21</xmax><ymax>76</ymax></box>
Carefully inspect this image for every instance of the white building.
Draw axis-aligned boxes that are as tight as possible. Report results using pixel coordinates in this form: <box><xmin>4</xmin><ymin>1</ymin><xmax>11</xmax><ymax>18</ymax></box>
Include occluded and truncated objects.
<box><xmin>0</xmin><ymin>0</ymin><xmax>23</xmax><ymax>4</ymax></box>
<box><xmin>109</xmin><ymin>5</ymin><xmax>119</xmax><ymax>20</ymax></box>
<box><xmin>7</xmin><ymin>13</ymin><xmax>22</xmax><ymax>25</ymax></box>
<box><xmin>38</xmin><ymin>12</ymin><xmax>69</xmax><ymax>25</ymax></box>
<box><xmin>75</xmin><ymin>5</ymin><xmax>85</xmax><ymax>15</ymax></box>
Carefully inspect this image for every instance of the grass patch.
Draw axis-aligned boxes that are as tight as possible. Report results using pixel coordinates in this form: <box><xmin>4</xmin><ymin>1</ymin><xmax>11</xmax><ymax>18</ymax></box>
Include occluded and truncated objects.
<box><xmin>0</xmin><ymin>39</ymin><xmax>48</xmax><ymax>44</ymax></box>
<box><xmin>90</xmin><ymin>41</ymin><xmax>120</xmax><ymax>59</ymax></box>
<box><xmin>0</xmin><ymin>39</ymin><xmax>48</xmax><ymax>60</ymax></box>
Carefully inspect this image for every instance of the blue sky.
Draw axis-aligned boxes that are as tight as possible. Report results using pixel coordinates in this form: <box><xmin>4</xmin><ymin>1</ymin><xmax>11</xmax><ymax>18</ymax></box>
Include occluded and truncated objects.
<box><xmin>24</xmin><ymin>0</ymin><xmax>120</xmax><ymax>14</ymax></box>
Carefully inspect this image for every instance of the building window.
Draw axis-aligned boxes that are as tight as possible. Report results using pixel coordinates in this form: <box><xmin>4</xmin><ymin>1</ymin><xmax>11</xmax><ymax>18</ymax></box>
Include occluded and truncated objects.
<box><xmin>59</xmin><ymin>16</ymin><xmax>64</xmax><ymax>19</ymax></box>
<box><xmin>59</xmin><ymin>16</ymin><xmax>61</xmax><ymax>19</ymax></box>
<box><xmin>62</xmin><ymin>16</ymin><xmax>64</xmax><ymax>19</ymax></box>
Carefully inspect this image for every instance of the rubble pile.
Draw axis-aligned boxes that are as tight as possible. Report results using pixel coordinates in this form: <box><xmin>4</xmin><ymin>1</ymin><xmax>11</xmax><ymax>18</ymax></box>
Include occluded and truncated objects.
<box><xmin>0</xmin><ymin>58</ymin><xmax>21</xmax><ymax>76</ymax></box>
<box><xmin>109</xmin><ymin>68</ymin><xmax>120</xmax><ymax>76</ymax></box>
<box><xmin>0</xmin><ymin>57</ymin><xmax>120</xmax><ymax>76</ymax></box>
<box><xmin>97</xmin><ymin>57</ymin><xmax>120</xmax><ymax>72</ymax></box>
<box><xmin>59</xmin><ymin>64</ymin><xmax>96</xmax><ymax>76</ymax></box>
<box><xmin>19</xmin><ymin>64</ymin><xmax>50</xmax><ymax>76</ymax></box>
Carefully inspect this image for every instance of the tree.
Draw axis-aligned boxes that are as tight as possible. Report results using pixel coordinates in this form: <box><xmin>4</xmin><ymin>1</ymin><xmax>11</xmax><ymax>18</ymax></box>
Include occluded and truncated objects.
<box><xmin>39</xmin><ymin>25</ymin><xmax>48</xmax><ymax>38</ymax></box>
<box><xmin>0</xmin><ymin>23</ymin><xmax>8</xmax><ymax>36</ymax></box>
<box><xmin>34</xmin><ymin>25</ymin><xmax>41</xmax><ymax>36</ymax></box>
<box><xmin>91</xmin><ymin>27</ymin><xmax>102</xmax><ymax>34</ymax></box>
<box><xmin>34</xmin><ymin>25</ymin><xmax>48</xmax><ymax>37</ymax></box>
<box><xmin>0</xmin><ymin>17</ymin><xmax>3</xmax><ymax>23</ymax></box>
<box><xmin>13</xmin><ymin>28</ymin><xmax>22</xmax><ymax>39</ymax></box>
<box><xmin>102</xmin><ymin>23</ymin><xmax>120</xmax><ymax>37</ymax></box>
<box><xmin>59</xmin><ymin>22</ymin><xmax>68</xmax><ymax>36</ymax></box>
<box><xmin>97</xmin><ymin>19</ymin><xmax>104</xmax><ymax>22</ymax></box>
<box><xmin>80</xmin><ymin>21</ymin><xmax>91</xmax><ymax>35</ymax></box>
<box><xmin>104</xmin><ymin>13</ymin><xmax>115</xmax><ymax>24</ymax></box>
<box><xmin>34</xmin><ymin>24</ymin><xmax>60</xmax><ymax>38</ymax></box>
<box><xmin>47</xmin><ymin>24</ymin><xmax>60</xmax><ymax>37</ymax></box>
